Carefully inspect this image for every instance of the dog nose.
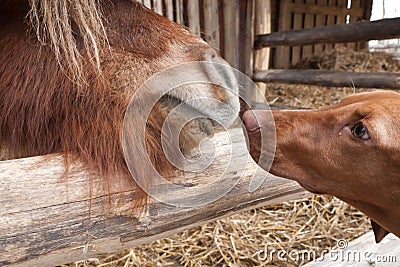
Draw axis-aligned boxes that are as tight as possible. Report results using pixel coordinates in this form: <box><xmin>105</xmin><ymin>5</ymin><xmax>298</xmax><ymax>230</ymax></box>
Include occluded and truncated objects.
<box><xmin>242</xmin><ymin>110</ymin><xmax>261</xmax><ymax>132</ymax></box>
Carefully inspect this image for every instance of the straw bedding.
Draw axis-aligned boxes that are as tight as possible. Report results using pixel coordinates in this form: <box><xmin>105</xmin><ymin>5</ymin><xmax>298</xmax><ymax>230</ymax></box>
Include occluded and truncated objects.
<box><xmin>61</xmin><ymin>48</ymin><xmax>399</xmax><ymax>266</ymax></box>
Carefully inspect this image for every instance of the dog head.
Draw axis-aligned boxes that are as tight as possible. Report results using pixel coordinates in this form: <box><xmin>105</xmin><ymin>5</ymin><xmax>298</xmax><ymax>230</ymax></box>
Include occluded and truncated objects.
<box><xmin>243</xmin><ymin>91</ymin><xmax>400</xmax><ymax>242</ymax></box>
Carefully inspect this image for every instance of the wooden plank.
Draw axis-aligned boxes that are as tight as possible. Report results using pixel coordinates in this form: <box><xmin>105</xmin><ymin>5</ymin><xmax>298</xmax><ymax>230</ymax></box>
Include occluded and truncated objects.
<box><xmin>142</xmin><ymin>0</ymin><xmax>152</xmax><ymax>9</ymax></box>
<box><xmin>0</xmin><ymin>128</ymin><xmax>308</xmax><ymax>266</ymax></box>
<box><xmin>254</xmin><ymin>18</ymin><xmax>400</xmax><ymax>49</ymax></box>
<box><xmin>222</xmin><ymin>0</ymin><xmax>238</xmax><ymax>67</ymax></box>
<box><xmin>302</xmin><ymin>0</ymin><xmax>317</xmax><ymax>59</ymax></box>
<box><xmin>217</xmin><ymin>0</ymin><xmax>225</xmax><ymax>57</ymax></box>
<box><xmin>187</xmin><ymin>0</ymin><xmax>201</xmax><ymax>36</ymax></box>
<box><xmin>253</xmin><ymin>0</ymin><xmax>271</xmax><ymax>102</ymax></box>
<box><xmin>274</xmin><ymin>0</ymin><xmax>291</xmax><ymax>68</ymax></box>
<box><xmin>347</xmin><ymin>0</ymin><xmax>361</xmax><ymax>50</ymax></box>
<box><xmin>203</xmin><ymin>0</ymin><xmax>220</xmax><ymax>49</ymax></box>
<box><xmin>286</xmin><ymin>2</ymin><xmax>363</xmax><ymax>17</ymax></box>
<box><xmin>314</xmin><ymin>0</ymin><xmax>328</xmax><ymax>54</ymax></box>
<box><xmin>253</xmin><ymin>69</ymin><xmax>400</xmax><ymax>89</ymax></box>
<box><xmin>175</xmin><ymin>0</ymin><xmax>184</xmax><ymax>24</ymax></box>
<box><xmin>291</xmin><ymin>0</ymin><xmax>304</xmax><ymax>65</ymax></box>
<box><xmin>238</xmin><ymin>0</ymin><xmax>254</xmax><ymax>76</ymax></box>
<box><xmin>335</xmin><ymin>0</ymin><xmax>347</xmax><ymax>49</ymax></box>
<box><xmin>304</xmin><ymin>232</ymin><xmax>400</xmax><ymax>266</ymax></box>
<box><xmin>325</xmin><ymin>0</ymin><xmax>337</xmax><ymax>51</ymax></box>
<box><xmin>165</xmin><ymin>0</ymin><xmax>174</xmax><ymax>21</ymax></box>
<box><xmin>152</xmin><ymin>0</ymin><xmax>163</xmax><ymax>15</ymax></box>
<box><xmin>238</xmin><ymin>0</ymin><xmax>255</xmax><ymax>104</ymax></box>
<box><xmin>358</xmin><ymin>0</ymin><xmax>373</xmax><ymax>50</ymax></box>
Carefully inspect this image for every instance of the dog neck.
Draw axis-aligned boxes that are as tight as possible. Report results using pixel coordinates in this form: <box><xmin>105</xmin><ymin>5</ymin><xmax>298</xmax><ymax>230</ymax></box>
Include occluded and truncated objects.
<box><xmin>340</xmin><ymin>197</ymin><xmax>400</xmax><ymax>242</ymax></box>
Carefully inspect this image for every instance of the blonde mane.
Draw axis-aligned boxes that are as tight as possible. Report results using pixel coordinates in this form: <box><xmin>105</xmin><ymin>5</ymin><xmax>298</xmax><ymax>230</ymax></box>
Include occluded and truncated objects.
<box><xmin>27</xmin><ymin>0</ymin><xmax>109</xmax><ymax>82</ymax></box>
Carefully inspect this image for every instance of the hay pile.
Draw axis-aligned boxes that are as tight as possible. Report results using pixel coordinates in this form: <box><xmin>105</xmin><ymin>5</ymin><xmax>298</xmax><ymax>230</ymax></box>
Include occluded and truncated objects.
<box><xmin>63</xmin><ymin>49</ymin><xmax>400</xmax><ymax>267</ymax></box>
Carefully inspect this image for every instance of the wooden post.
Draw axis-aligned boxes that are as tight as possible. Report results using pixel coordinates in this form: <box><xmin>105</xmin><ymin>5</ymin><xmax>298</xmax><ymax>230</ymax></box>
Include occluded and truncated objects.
<box><xmin>165</xmin><ymin>0</ymin><xmax>174</xmax><ymax>21</ymax></box>
<box><xmin>292</xmin><ymin>0</ymin><xmax>304</xmax><ymax>65</ymax></box>
<box><xmin>314</xmin><ymin>0</ymin><xmax>328</xmax><ymax>54</ymax></box>
<box><xmin>334</xmin><ymin>0</ymin><xmax>347</xmax><ymax>50</ymax></box>
<box><xmin>142</xmin><ymin>0</ymin><xmax>151</xmax><ymax>9</ymax></box>
<box><xmin>203</xmin><ymin>0</ymin><xmax>220</xmax><ymax>49</ymax></box>
<box><xmin>325</xmin><ymin>0</ymin><xmax>337</xmax><ymax>51</ymax></box>
<box><xmin>152</xmin><ymin>0</ymin><xmax>163</xmax><ymax>15</ymax></box>
<box><xmin>0</xmin><ymin>128</ymin><xmax>307</xmax><ymax>266</ymax></box>
<box><xmin>187</xmin><ymin>0</ymin><xmax>201</xmax><ymax>36</ymax></box>
<box><xmin>253</xmin><ymin>0</ymin><xmax>271</xmax><ymax>102</ymax></box>
<box><xmin>253</xmin><ymin>69</ymin><xmax>400</xmax><ymax>89</ymax></box>
<box><xmin>274</xmin><ymin>0</ymin><xmax>291</xmax><ymax>68</ymax></box>
<box><xmin>175</xmin><ymin>0</ymin><xmax>184</xmax><ymax>24</ymax></box>
<box><xmin>222</xmin><ymin>0</ymin><xmax>239</xmax><ymax>67</ymax></box>
<box><xmin>302</xmin><ymin>0</ymin><xmax>316</xmax><ymax>58</ymax></box>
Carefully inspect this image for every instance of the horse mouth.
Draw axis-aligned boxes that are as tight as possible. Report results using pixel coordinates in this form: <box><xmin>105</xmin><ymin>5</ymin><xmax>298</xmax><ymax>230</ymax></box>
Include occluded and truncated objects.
<box><xmin>159</xmin><ymin>94</ymin><xmax>220</xmax><ymax>135</ymax></box>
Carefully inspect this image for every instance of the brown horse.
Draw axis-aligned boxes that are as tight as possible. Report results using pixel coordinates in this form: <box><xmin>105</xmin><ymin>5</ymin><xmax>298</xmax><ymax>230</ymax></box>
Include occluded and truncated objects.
<box><xmin>0</xmin><ymin>0</ymin><xmax>239</xmax><ymax>207</ymax></box>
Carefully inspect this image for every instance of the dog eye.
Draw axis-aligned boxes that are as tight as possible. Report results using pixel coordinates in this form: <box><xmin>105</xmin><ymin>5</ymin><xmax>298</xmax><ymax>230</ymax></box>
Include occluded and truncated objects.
<box><xmin>351</xmin><ymin>123</ymin><xmax>369</xmax><ymax>140</ymax></box>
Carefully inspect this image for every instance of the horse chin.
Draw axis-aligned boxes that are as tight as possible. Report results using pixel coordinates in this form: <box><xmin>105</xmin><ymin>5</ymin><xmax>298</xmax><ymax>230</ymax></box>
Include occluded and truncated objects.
<box><xmin>157</xmin><ymin>96</ymin><xmax>217</xmax><ymax>150</ymax></box>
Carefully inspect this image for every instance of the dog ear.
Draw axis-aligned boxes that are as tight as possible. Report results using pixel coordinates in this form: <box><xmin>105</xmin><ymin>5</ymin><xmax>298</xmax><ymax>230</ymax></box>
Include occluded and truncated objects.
<box><xmin>371</xmin><ymin>219</ymin><xmax>390</xmax><ymax>243</ymax></box>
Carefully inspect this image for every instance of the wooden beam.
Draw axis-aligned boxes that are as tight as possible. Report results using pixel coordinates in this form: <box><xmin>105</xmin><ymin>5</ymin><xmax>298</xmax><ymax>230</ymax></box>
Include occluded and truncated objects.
<box><xmin>0</xmin><ymin>128</ymin><xmax>308</xmax><ymax>266</ymax></box>
<box><xmin>253</xmin><ymin>69</ymin><xmax>400</xmax><ymax>89</ymax></box>
<box><xmin>254</xmin><ymin>18</ymin><xmax>400</xmax><ymax>49</ymax></box>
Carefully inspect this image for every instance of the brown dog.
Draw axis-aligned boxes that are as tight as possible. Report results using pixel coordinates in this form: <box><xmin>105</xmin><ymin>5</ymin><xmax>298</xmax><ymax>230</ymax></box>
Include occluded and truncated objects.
<box><xmin>243</xmin><ymin>91</ymin><xmax>400</xmax><ymax>243</ymax></box>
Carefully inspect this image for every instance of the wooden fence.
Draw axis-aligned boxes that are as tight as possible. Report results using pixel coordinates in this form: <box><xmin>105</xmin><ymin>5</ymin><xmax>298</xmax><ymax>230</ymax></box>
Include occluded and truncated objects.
<box><xmin>270</xmin><ymin>0</ymin><xmax>373</xmax><ymax>68</ymax></box>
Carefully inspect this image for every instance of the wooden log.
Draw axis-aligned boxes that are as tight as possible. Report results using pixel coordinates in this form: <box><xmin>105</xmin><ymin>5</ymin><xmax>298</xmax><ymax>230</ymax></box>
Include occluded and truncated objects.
<box><xmin>253</xmin><ymin>69</ymin><xmax>400</xmax><ymax>89</ymax></box>
<box><xmin>254</xmin><ymin>18</ymin><xmax>400</xmax><ymax>49</ymax></box>
<box><xmin>0</xmin><ymin>128</ymin><xmax>308</xmax><ymax>266</ymax></box>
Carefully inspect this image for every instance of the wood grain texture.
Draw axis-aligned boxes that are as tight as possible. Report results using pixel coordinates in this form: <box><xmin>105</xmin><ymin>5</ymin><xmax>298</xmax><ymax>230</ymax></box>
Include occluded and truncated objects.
<box><xmin>203</xmin><ymin>0</ymin><xmax>220</xmax><ymax>50</ymax></box>
<box><xmin>253</xmin><ymin>69</ymin><xmax>400</xmax><ymax>89</ymax></box>
<box><xmin>255</xmin><ymin>18</ymin><xmax>400</xmax><ymax>49</ymax></box>
<box><xmin>0</xmin><ymin>128</ymin><xmax>308</xmax><ymax>266</ymax></box>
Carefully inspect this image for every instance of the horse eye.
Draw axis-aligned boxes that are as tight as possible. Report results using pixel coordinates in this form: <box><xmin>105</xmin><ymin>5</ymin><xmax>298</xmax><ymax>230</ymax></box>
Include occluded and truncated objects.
<box><xmin>351</xmin><ymin>123</ymin><xmax>369</xmax><ymax>140</ymax></box>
